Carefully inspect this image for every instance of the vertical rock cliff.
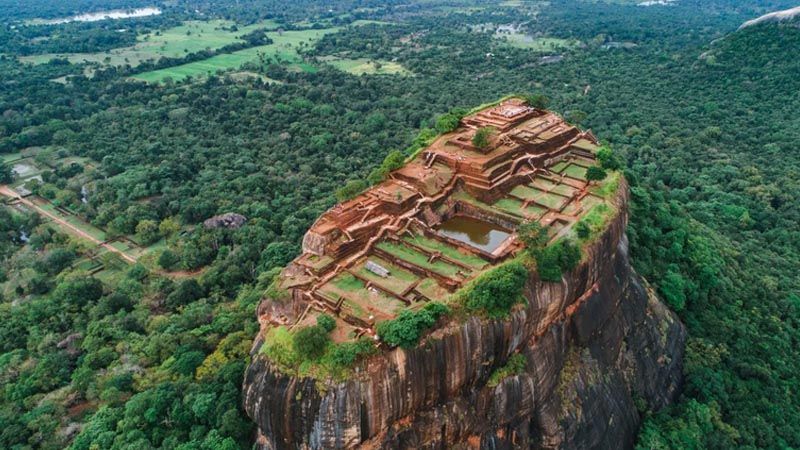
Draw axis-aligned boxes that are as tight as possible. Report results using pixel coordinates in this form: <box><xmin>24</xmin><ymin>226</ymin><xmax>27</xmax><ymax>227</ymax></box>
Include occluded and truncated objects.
<box><xmin>242</xmin><ymin>186</ymin><xmax>686</xmax><ymax>449</ymax></box>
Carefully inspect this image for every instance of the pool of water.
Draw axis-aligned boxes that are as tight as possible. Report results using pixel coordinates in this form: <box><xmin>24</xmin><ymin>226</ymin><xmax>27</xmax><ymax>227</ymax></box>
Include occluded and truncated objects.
<box><xmin>437</xmin><ymin>215</ymin><xmax>511</xmax><ymax>253</ymax></box>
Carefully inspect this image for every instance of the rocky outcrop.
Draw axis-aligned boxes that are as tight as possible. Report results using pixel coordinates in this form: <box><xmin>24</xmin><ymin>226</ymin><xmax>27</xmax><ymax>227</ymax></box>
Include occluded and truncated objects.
<box><xmin>203</xmin><ymin>212</ymin><xmax>246</xmax><ymax>229</ymax></box>
<box><xmin>738</xmin><ymin>6</ymin><xmax>800</xmax><ymax>30</ymax></box>
<box><xmin>243</xmin><ymin>185</ymin><xmax>686</xmax><ymax>449</ymax></box>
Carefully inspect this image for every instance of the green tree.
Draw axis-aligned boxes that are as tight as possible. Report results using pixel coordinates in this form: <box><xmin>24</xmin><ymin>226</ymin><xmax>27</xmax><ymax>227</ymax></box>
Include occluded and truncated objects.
<box><xmin>472</xmin><ymin>126</ymin><xmax>494</xmax><ymax>149</ymax></box>
<box><xmin>158</xmin><ymin>249</ymin><xmax>179</xmax><ymax>270</ymax></box>
<box><xmin>135</xmin><ymin>220</ymin><xmax>160</xmax><ymax>245</ymax></box>
<box><xmin>518</xmin><ymin>221</ymin><xmax>549</xmax><ymax>249</ymax></box>
<box><xmin>596</xmin><ymin>146</ymin><xmax>622</xmax><ymax>170</ymax></box>
<box><xmin>158</xmin><ymin>217</ymin><xmax>181</xmax><ymax>239</ymax></box>
<box><xmin>377</xmin><ymin>302</ymin><xmax>448</xmax><ymax>348</ymax></box>
<box><xmin>316</xmin><ymin>314</ymin><xmax>336</xmax><ymax>332</ymax></box>
<box><xmin>435</xmin><ymin>110</ymin><xmax>465</xmax><ymax>133</ymax></box>
<box><xmin>0</xmin><ymin>160</ymin><xmax>13</xmax><ymax>183</ymax></box>
<box><xmin>586</xmin><ymin>166</ymin><xmax>607</xmax><ymax>183</ymax></box>
<box><xmin>292</xmin><ymin>325</ymin><xmax>330</xmax><ymax>360</ymax></box>
<box><xmin>335</xmin><ymin>179</ymin><xmax>367</xmax><ymax>202</ymax></box>
<box><xmin>524</xmin><ymin>94</ymin><xmax>550</xmax><ymax>109</ymax></box>
<box><xmin>575</xmin><ymin>221</ymin><xmax>591</xmax><ymax>239</ymax></box>
<box><xmin>462</xmin><ymin>262</ymin><xmax>528</xmax><ymax>317</ymax></box>
<box><xmin>535</xmin><ymin>239</ymin><xmax>582</xmax><ymax>282</ymax></box>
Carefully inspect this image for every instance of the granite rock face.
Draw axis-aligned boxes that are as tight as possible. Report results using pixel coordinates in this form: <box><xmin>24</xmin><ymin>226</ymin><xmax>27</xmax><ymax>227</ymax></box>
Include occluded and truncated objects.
<box><xmin>243</xmin><ymin>190</ymin><xmax>686</xmax><ymax>449</ymax></box>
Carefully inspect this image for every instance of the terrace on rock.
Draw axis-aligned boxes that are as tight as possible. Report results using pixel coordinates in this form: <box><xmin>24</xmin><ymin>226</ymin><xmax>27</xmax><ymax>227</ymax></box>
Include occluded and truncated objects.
<box><xmin>267</xmin><ymin>98</ymin><xmax>609</xmax><ymax>343</ymax></box>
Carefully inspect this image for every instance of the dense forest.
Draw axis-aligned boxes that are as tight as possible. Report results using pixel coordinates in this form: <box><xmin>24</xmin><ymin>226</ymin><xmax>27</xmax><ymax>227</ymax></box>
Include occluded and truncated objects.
<box><xmin>0</xmin><ymin>0</ymin><xmax>799</xmax><ymax>448</ymax></box>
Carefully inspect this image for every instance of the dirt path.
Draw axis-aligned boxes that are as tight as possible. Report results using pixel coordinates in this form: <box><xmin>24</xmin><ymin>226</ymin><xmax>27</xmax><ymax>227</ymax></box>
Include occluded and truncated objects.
<box><xmin>0</xmin><ymin>185</ymin><xmax>138</xmax><ymax>264</ymax></box>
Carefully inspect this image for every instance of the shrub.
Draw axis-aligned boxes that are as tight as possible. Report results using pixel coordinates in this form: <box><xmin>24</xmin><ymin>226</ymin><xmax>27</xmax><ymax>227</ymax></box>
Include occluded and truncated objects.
<box><xmin>377</xmin><ymin>302</ymin><xmax>449</xmax><ymax>348</ymax></box>
<box><xmin>165</xmin><ymin>279</ymin><xmax>204</xmax><ymax>310</ymax></box>
<box><xmin>575</xmin><ymin>221</ymin><xmax>591</xmax><ymax>239</ymax></box>
<box><xmin>524</xmin><ymin>93</ymin><xmax>550</xmax><ymax>109</ymax></box>
<box><xmin>586</xmin><ymin>165</ymin><xmax>607</xmax><ymax>183</ymax></box>
<box><xmin>261</xmin><ymin>326</ymin><xmax>299</xmax><ymax>369</ymax></box>
<box><xmin>335</xmin><ymin>179</ymin><xmax>367</xmax><ymax>202</ymax></box>
<box><xmin>487</xmin><ymin>353</ymin><xmax>527</xmax><ymax>387</ymax></box>
<box><xmin>535</xmin><ymin>239</ymin><xmax>582</xmax><ymax>282</ymax></box>
<box><xmin>472</xmin><ymin>126</ymin><xmax>494</xmax><ymax>149</ymax></box>
<box><xmin>135</xmin><ymin>219</ymin><xmax>160</xmax><ymax>245</ymax></box>
<box><xmin>367</xmin><ymin>150</ymin><xmax>406</xmax><ymax>185</ymax></box>
<box><xmin>596</xmin><ymin>146</ymin><xmax>622</xmax><ymax>170</ymax></box>
<box><xmin>324</xmin><ymin>339</ymin><xmax>376</xmax><ymax>369</ymax></box>
<box><xmin>127</xmin><ymin>263</ymin><xmax>149</xmax><ymax>281</ymax></box>
<box><xmin>316</xmin><ymin>314</ymin><xmax>336</xmax><ymax>332</ymax></box>
<box><xmin>292</xmin><ymin>325</ymin><xmax>330</xmax><ymax>360</ymax></box>
<box><xmin>518</xmin><ymin>221</ymin><xmax>549</xmax><ymax>249</ymax></box>
<box><xmin>158</xmin><ymin>249</ymin><xmax>179</xmax><ymax>270</ymax></box>
<box><xmin>462</xmin><ymin>261</ymin><xmax>528</xmax><ymax>317</ymax></box>
<box><xmin>434</xmin><ymin>109</ymin><xmax>467</xmax><ymax>133</ymax></box>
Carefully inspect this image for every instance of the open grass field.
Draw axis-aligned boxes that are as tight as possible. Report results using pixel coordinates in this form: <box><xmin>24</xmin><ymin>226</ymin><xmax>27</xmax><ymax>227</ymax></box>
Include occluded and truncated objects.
<box><xmin>549</xmin><ymin>161</ymin><xmax>569</xmax><ymax>173</ymax></box>
<box><xmin>415</xmin><ymin>277</ymin><xmax>449</xmax><ymax>300</ymax></box>
<box><xmin>494</xmin><ymin>197</ymin><xmax>525</xmax><ymax>216</ymax></box>
<box><xmin>132</xmin><ymin>28</ymin><xmax>341</xmax><ymax>83</ymax></box>
<box><xmin>320</xmin><ymin>56</ymin><xmax>409</xmax><ymax>75</ymax></box>
<box><xmin>499</xmin><ymin>34</ymin><xmax>581</xmax><ymax>51</ymax></box>
<box><xmin>376</xmin><ymin>241</ymin><xmax>465</xmax><ymax>278</ymax></box>
<box><xmin>403</xmin><ymin>234</ymin><xmax>488</xmax><ymax>269</ymax></box>
<box><xmin>534</xmin><ymin>191</ymin><xmax>568</xmax><ymax>209</ymax></box>
<box><xmin>2</xmin><ymin>152</ymin><xmax>24</xmax><ymax>164</ymax></box>
<box><xmin>19</xmin><ymin>20</ymin><xmax>280</xmax><ymax>67</ymax></box>
<box><xmin>563</xmin><ymin>164</ymin><xmax>588</xmax><ymax>180</ymax></box>
<box><xmin>510</xmin><ymin>184</ymin><xmax>541</xmax><ymax>201</ymax></box>
<box><xmin>320</xmin><ymin>272</ymin><xmax>406</xmax><ymax>321</ymax></box>
<box><xmin>551</xmin><ymin>183</ymin><xmax>578</xmax><ymax>197</ymax></box>
<box><xmin>354</xmin><ymin>257</ymin><xmax>419</xmax><ymax>295</ymax></box>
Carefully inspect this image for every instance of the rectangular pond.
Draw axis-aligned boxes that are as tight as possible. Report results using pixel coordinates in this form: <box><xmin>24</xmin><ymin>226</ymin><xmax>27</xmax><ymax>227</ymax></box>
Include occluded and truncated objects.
<box><xmin>437</xmin><ymin>215</ymin><xmax>511</xmax><ymax>254</ymax></box>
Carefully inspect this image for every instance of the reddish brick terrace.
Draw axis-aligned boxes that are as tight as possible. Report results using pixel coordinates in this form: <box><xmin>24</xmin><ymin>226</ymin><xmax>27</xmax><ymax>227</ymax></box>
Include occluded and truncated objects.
<box><xmin>267</xmin><ymin>98</ymin><xmax>604</xmax><ymax>343</ymax></box>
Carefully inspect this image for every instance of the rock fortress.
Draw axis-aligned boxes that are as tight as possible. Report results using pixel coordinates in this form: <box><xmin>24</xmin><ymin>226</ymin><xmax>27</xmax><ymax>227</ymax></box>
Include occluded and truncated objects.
<box><xmin>243</xmin><ymin>97</ymin><xmax>686</xmax><ymax>450</ymax></box>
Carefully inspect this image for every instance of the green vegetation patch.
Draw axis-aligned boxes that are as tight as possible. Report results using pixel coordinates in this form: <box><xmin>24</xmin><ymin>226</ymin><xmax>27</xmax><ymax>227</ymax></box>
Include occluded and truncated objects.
<box><xmin>331</xmin><ymin>272</ymin><xmax>364</xmax><ymax>292</ymax></box>
<box><xmin>551</xmin><ymin>183</ymin><xmax>578</xmax><ymax>197</ymax></box>
<box><xmin>550</xmin><ymin>161</ymin><xmax>569</xmax><ymax>174</ymax></box>
<box><xmin>563</xmin><ymin>164</ymin><xmax>587</xmax><ymax>180</ymax></box>
<box><xmin>523</xmin><ymin>203</ymin><xmax>547</xmax><ymax>218</ymax></box>
<box><xmin>376</xmin><ymin>302</ymin><xmax>449</xmax><ymax>348</ymax></box>
<box><xmin>354</xmin><ymin>257</ymin><xmax>419</xmax><ymax>295</ymax></box>
<box><xmin>510</xmin><ymin>184</ymin><xmax>541</xmax><ymax>201</ymax></box>
<box><xmin>534</xmin><ymin>191</ymin><xmax>567</xmax><ymax>210</ymax></box>
<box><xmin>376</xmin><ymin>241</ymin><xmax>465</xmax><ymax>278</ymax></box>
<box><xmin>19</xmin><ymin>20</ymin><xmax>280</xmax><ymax>68</ymax></box>
<box><xmin>574</xmin><ymin>203</ymin><xmax>613</xmax><ymax>241</ymax></box>
<box><xmin>415</xmin><ymin>277</ymin><xmax>449</xmax><ymax>300</ymax></box>
<box><xmin>590</xmin><ymin>170</ymin><xmax>621</xmax><ymax>198</ymax></box>
<box><xmin>321</xmin><ymin>57</ymin><xmax>410</xmax><ymax>75</ymax></box>
<box><xmin>320</xmin><ymin>272</ymin><xmax>407</xmax><ymax>320</ymax></box>
<box><xmin>133</xmin><ymin>28</ymin><xmax>341</xmax><ymax>83</ymax></box>
<box><xmin>500</xmin><ymin>35</ymin><xmax>580</xmax><ymax>51</ymax></box>
<box><xmin>534</xmin><ymin>238</ymin><xmax>581</xmax><ymax>282</ymax></box>
<box><xmin>261</xmin><ymin>316</ymin><xmax>376</xmax><ymax>381</ymax></box>
<box><xmin>487</xmin><ymin>353</ymin><xmax>527</xmax><ymax>387</ymax></box>
<box><xmin>455</xmin><ymin>259</ymin><xmax>528</xmax><ymax>318</ymax></box>
<box><xmin>493</xmin><ymin>197</ymin><xmax>526</xmax><ymax>217</ymax></box>
<box><xmin>402</xmin><ymin>234</ymin><xmax>488</xmax><ymax>269</ymax></box>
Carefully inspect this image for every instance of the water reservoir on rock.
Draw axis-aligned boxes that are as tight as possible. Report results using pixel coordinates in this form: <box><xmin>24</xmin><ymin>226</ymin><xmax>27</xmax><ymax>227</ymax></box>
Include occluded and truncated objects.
<box><xmin>437</xmin><ymin>215</ymin><xmax>511</xmax><ymax>253</ymax></box>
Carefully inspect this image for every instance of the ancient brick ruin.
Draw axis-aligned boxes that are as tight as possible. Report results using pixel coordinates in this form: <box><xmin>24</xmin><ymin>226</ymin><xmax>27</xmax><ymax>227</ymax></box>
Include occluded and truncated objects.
<box><xmin>267</xmin><ymin>98</ymin><xmax>606</xmax><ymax>343</ymax></box>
